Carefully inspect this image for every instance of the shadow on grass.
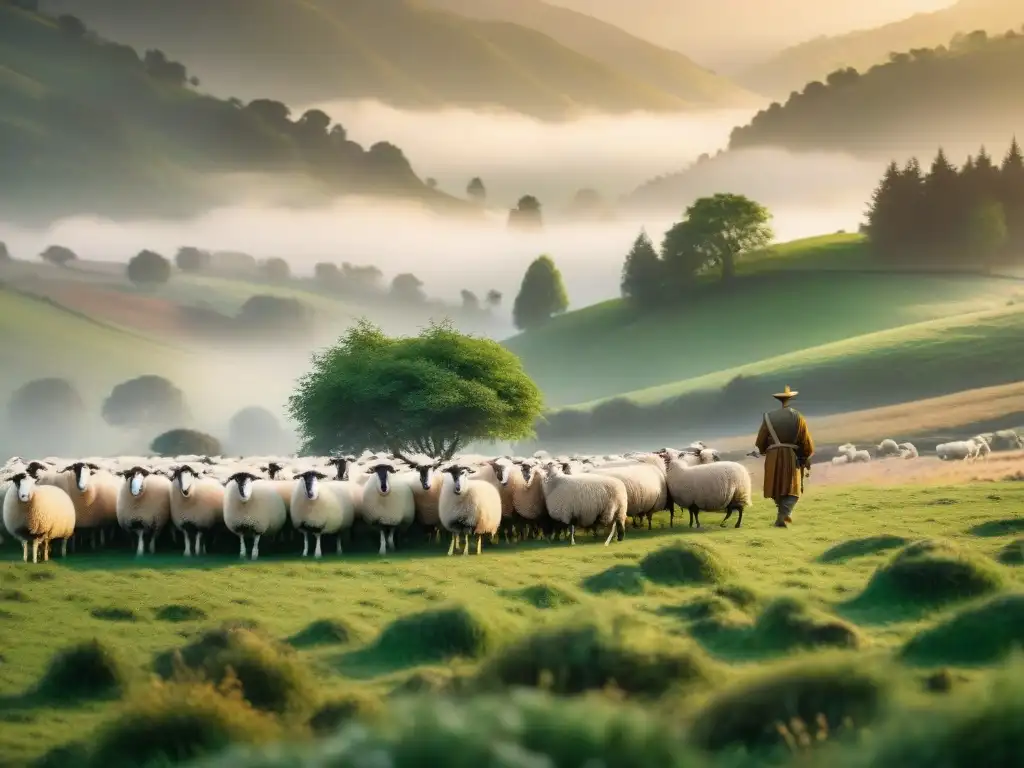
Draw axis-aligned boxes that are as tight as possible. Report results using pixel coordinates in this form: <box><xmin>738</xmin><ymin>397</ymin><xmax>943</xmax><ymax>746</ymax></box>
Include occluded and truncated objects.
<box><xmin>499</xmin><ymin>583</ymin><xmax>579</xmax><ymax>609</ymax></box>
<box><xmin>817</xmin><ymin>535</ymin><xmax>909</xmax><ymax>564</ymax></box>
<box><xmin>967</xmin><ymin>518</ymin><xmax>1024</xmax><ymax>538</ymax></box>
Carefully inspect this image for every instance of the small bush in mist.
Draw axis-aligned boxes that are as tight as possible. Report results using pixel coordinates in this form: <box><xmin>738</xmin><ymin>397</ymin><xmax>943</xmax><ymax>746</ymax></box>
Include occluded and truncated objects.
<box><xmin>235</xmin><ymin>294</ymin><xmax>312</xmax><ymax>337</ymax></box>
<box><xmin>512</xmin><ymin>255</ymin><xmax>568</xmax><ymax>330</ymax></box>
<box><xmin>508</xmin><ymin>194</ymin><xmax>543</xmax><ymax>230</ymax></box>
<box><xmin>126</xmin><ymin>249</ymin><xmax>172</xmax><ymax>285</ymax></box>
<box><xmin>260</xmin><ymin>257</ymin><xmax>290</xmax><ymax>282</ymax></box>
<box><xmin>150</xmin><ymin>428</ymin><xmax>222</xmax><ymax>457</ymax></box>
<box><xmin>102</xmin><ymin>374</ymin><xmax>189</xmax><ymax>430</ymax></box>
<box><xmin>228</xmin><ymin>406</ymin><xmax>287</xmax><ymax>454</ymax></box>
<box><xmin>6</xmin><ymin>377</ymin><xmax>88</xmax><ymax>455</ymax></box>
<box><xmin>175</xmin><ymin>246</ymin><xmax>211</xmax><ymax>272</ymax></box>
<box><xmin>39</xmin><ymin>244</ymin><xmax>76</xmax><ymax>266</ymax></box>
<box><xmin>389</xmin><ymin>272</ymin><xmax>425</xmax><ymax>304</ymax></box>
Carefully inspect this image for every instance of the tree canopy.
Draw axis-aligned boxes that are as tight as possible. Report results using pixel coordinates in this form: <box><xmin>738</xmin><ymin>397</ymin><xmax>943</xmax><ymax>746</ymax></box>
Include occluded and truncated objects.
<box><xmin>508</xmin><ymin>196</ymin><xmax>543</xmax><ymax>231</ymax></box>
<box><xmin>288</xmin><ymin>319</ymin><xmax>543</xmax><ymax>459</ymax></box>
<box><xmin>150</xmin><ymin>428</ymin><xmax>221</xmax><ymax>457</ymax></box>
<box><xmin>127</xmin><ymin>250</ymin><xmax>172</xmax><ymax>285</ymax></box>
<box><xmin>620</xmin><ymin>230</ymin><xmax>663</xmax><ymax>305</ymax></box>
<box><xmin>175</xmin><ymin>247</ymin><xmax>211</xmax><ymax>272</ymax></box>
<box><xmin>102</xmin><ymin>375</ymin><xmax>188</xmax><ymax>429</ymax></box>
<box><xmin>512</xmin><ymin>255</ymin><xmax>569</xmax><ymax>330</ymax></box>
<box><xmin>228</xmin><ymin>406</ymin><xmax>287</xmax><ymax>454</ymax></box>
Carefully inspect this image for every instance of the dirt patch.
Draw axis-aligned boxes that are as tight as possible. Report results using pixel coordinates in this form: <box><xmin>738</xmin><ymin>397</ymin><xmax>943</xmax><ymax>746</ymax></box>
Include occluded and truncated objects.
<box><xmin>25</xmin><ymin>280</ymin><xmax>186</xmax><ymax>338</ymax></box>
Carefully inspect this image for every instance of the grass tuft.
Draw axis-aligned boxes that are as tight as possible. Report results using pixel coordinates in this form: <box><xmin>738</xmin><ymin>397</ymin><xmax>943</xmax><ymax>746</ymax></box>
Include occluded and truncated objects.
<box><xmin>34</xmin><ymin>640</ymin><xmax>130</xmax><ymax>702</ymax></box>
<box><xmin>89</xmin><ymin>607</ymin><xmax>137</xmax><ymax>622</ymax></box>
<box><xmin>287</xmin><ymin>618</ymin><xmax>361</xmax><ymax>649</ymax></box>
<box><xmin>640</xmin><ymin>541</ymin><xmax>732</xmax><ymax>585</ymax></box>
<box><xmin>901</xmin><ymin>593</ymin><xmax>1024</xmax><ymax>666</ymax></box>
<box><xmin>501</xmin><ymin>582</ymin><xmax>580</xmax><ymax>609</ymax></box>
<box><xmin>581</xmin><ymin>564</ymin><xmax>647</xmax><ymax>595</ymax></box>
<box><xmin>818</xmin><ymin>534</ymin><xmax>909</xmax><ymax>563</ymax></box>
<box><xmin>996</xmin><ymin>538</ymin><xmax>1024</xmax><ymax>565</ymax></box>
<box><xmin>369</xmin><ymin>605</ymin><xmax>495</xmax><ymax>665</ymax></box>
<box><xmin>308</xmin><ymin>689</ymin><xmax>385</xmax><ymax>734</ymax></box>
<box><xmin>154</xmin><ymin>604</ymin><xmax>208</xmax><ymax>622</ymax></box>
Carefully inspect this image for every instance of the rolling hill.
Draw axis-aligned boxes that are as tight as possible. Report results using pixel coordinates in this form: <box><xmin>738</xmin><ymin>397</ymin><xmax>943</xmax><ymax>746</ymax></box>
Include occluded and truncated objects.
<box><xmin>421</xmin><ymin>0</ymin><xmax>756</xmax><ymax>107</ymax></box>
<box><xmin>727</xmin><ymin>28</ymin><xmax>1024</xmax><ymax>158</ymax></box>
<box><xmin>739</xmin><ymin>0</ymin><xmax>1024</xmax><ymax>98</ymax></box>
<box><xmin>0</xmin><ymin>5</ymin><xmax>448</xmax><ymax>223</ymax></box>
<box><xmin>41</xmin><ymin>0</ymin><xmax>752</xmax><ymax>117</ymax></box>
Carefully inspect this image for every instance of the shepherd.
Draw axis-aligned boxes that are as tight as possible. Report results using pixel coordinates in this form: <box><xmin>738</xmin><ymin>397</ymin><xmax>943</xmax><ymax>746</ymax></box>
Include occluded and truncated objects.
<box><xmin>753</xmin><ymin>385</ymin><xmax>815</xmax><ymax>528</ymax></box>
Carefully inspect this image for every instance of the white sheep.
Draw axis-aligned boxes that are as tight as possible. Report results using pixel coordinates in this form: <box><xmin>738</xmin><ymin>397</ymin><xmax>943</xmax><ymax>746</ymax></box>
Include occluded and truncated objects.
<box><xmin>510</xmin><ymin>459</ymin><xmax>549</xmax><ymax>539</ymax></box>
<box><xmin>395</xmin><ymin>454</ymin><xmax>444</xmax><ymax>542</ymax></box>
<box><xmin>116</xmin><ymin>467</ymin><xmax>172</xmax><ymax>556</ymax></box>
<box><xmin>168</xmin><ymin>464</ymin><xmax>225</xmax><ymax>556</ymax></box>
<box><xmin>58</xmin><ymin>461</ymin><xmax>120</xmax><ymax>550</ymax></box>
<box><xmin>589</xmin><ymin>455</ymin><xmax>668</xmax><ymax>531</ymax></box>
<box><xmin>699</xmin><ymin>448</ymin><xmax>721</xmax><ymax>464</ymax></box>
<box><xmin>936</xmin><ymin>440</ymin><xmax>980</xmax><ymax>462</ymax></box>
<box><xmin>876</xmin><ymin>439</ymin><xmax>901</xmax><ymax>458</ymax></box>
<box><xmin>3</xmin><ymin>472</ymin><xmax>76</xmax><ymax>562</ymax></box>
<box><xmin>898</xmin><ymin>442</ymin><xmax>919</xmax><ymax>459</ymax></box>
<box><xmin>541</xmin><ymin>462</ymin><xmax>627</xmax><ymax>546</ymax></box>
<box><xmin>438</xmin><ymin>464</ymin><xmax>503</xmax><ymax>555</ymax></box>
<box><xmin>223</xmin><ymin>471</ymin><xmax>288</xmax><ymax>560</ymax></box>
<box><xmin>360</xmin><ymin>461</ymin><xmax>415</xmax><ymax>556</ymax></box>
<box><xmin>289</xmin><ymin>469</ymin><xmax>356</xmax><ymax>557</ymax></box>
<box><xmin>831</xmin><ymin>454</ymin><xmax>851</xmax><ymax>465</ymax></box>
<box><xmin>662</xmin><ymin>456</ymin><xmax>752</xmax><ymax>528</ymax></box>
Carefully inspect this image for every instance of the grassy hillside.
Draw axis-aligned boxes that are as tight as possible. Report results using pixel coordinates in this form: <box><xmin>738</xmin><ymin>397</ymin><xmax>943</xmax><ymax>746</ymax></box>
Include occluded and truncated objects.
<box><xmin>4</xmin><ymin>480</ymin><xmax>1024</xmax><ymax>765</ymax></box>
<box><xmin>740</xmin><ymin>0</ymin><xmax>1024</xmax><ymax>98</ymax></box>
<box><xmin>422</xmin><ymin>0</ymin><xmax>756</xmax><ymax>107</ymax></box>
<box><xmin>43</xmin><ymin>0</ymin><xmax>750</xmax><ymax>117</ymax></box>
<box><xmin>0</xmin><ymin>5</ymin><xmax>448</xmax><ymax>223</ymax></box>
<box><xmin>506</xmin><ymin>235</ymin><xmax>1022</xmax><ymax>407</ymax></box>
<box><xmin>728</xmin><ymin>27</ymin><xmax>1024</xmax><ymax>157</ymax></box>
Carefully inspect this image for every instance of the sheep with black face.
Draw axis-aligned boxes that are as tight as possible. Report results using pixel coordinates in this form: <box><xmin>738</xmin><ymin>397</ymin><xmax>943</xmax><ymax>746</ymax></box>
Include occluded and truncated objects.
<box><xmin>223</xmin><ymin>470</ymin><xmax>287</xmax><ymax>560</ymax></box>
<box><xmin>169</xmin><ymin>464</ymin><xmax>224</xmax><ymax>556</ymax></box>
<box><xmin>438</xmin><ymin>464</ymin><xmax>502</xmax><ymax>555</ymax></box>
<box><xmin>359</xmin><ymin>460</ymin><xmax>415</xmax><ymax>556</ymax></box>
<box><xmin>116</xmin><ymin>466</ymin><xmax>171</xmax><ymax>556</ymax></box>
<box><xmin>289</xmin><ymin>469</ymin><xmax>356</xmax><ymax>557</ymax></box>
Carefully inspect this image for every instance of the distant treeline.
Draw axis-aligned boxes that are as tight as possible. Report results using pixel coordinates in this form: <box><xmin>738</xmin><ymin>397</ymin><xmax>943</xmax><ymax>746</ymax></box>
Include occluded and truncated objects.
<box><xmin>866</xmin><ymin>138</ymin><xmax>1024</xmax><ymax>267</ymax></box>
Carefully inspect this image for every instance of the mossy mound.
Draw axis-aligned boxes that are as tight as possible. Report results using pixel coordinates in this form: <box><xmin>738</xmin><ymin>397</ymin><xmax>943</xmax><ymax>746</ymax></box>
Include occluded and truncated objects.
<box><xmin>372</xmin><ymin>605</ymin><xmax>494</xmax><ymax>664</ymax></box>
<box><xmin>478</xmin><ymin>611</ymin><xmax>719</xmax><ymax>698</ymax></box>
<box><xmin>581</xmin><ymin>564</ymin><xmax>647</xmax><ymax>595</ymax></box>
<box><xmin>818</xmin><ymin>535</ymin><xmax>909</xmax><ymax>563</ymax></box>
<box><xmin>287</xmin><ymin>618</ymin><xmax>361</xmax><ymax>648</ymax></box>
<box><xmin>90</xmin><ymin>606</ymin><xmax>138</xmax><ymax>622</ymax></box>
<box><xmin>152</xmin><ymin>623</ymin><xmax>316</xmax><ymax>716</ymax></box>
<box><xmin>856</xmin><ymin>539</ymin><xmax>1007</xmax><ymax>607</ymax></box>
<box><xmin>308</xmin><ymin>689</ymin><xmax>385</xmax><ymax>734</ymax></box>
<box><xmin>902</xmin><ymin>593</ymin><xmax>1024</xmax><ymax>666</ymax></box>
<box><xmin>640</xmin><ymin>541</ymin><xmax>731</xmax><ymax>586</ymax></box>
<box><xmin>85</xmin><ymin>680</ymin><xmax>279</xmax><ymax>768</ymax></box>
<box><xmin>154</xmin><ymin>604</ymin><xmax>208</xmax><ymax>622</ymax></box>
<box><xmin>35</xmin><ymin>640</ymin><xmax>130</xmax><ymax>702</ymax></box>
<box><xmin>688</xmin><ymin>654</ymin><xmax>893</xmax><ymax>753</ymax></box>
<box><xmin>502</xmin><ymin>583</ymin><xmax>580</xmax><ymax>609</ymax></box>
<box><xmin>997</xmin><ymin>538</ymin><xmax>1024</xmax><ymax>565</ymax></box>
<box><xmin>753</xmin><ymin>597</ymin><xmax>865</xmax><ymax>652</ymax></box>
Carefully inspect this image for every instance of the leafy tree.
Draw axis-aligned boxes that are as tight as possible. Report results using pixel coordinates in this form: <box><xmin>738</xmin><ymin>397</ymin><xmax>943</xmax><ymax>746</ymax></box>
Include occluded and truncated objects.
<box><xmin>512</xmin><ymin>255</ymin><xmax>569</xmax><ymax>330</ymax></box>
<box><xmin>485</xmin><ymin>289</ymin><xmax>502</xmax><ymax>308</ymax></box>
<box><xmin>57</xmin><ymin>14</ymin><xmax>87</xmax><ymax>38</ymax></box>
<box><xmin>175</xmin><ymin>246</ymin><xmax>210</xmax><ymax>272</ymax></box>
<box><xmin>261</xmin><ymin>257</ymin><xmax>290</xmax><ymax>282</ymax></box>
<box><xmin>620</xmin><ymin>230</ymin><xmax>663</xmax><ymax>306</ymax></box>
<box><xmin>143</xmin><ymin>49</ymin><xmax>187</xmax><ymax>87</ymax></box>
<box><xmin>235</xmin><ymin>295</ymin><xmax>311</xmax><ymax>336</ymax></box>
<box><xmin>102</xmin><ymin>375</ymin><xmax>188</xmax><ymax>430</ymax></box>
<box><xmin>390</xmin><ymin>273</ymin><xmax>425</xmax><ymax>303</ymax></box>
<box><xmin>6</xmin><ymin>378</ymin><xmax>87</xmax><ymax>454</ymax></box>
<box><xmin>289</xmin><ymin>319</ymin><xmax>543</xmax><ymax>458</ymax></box>
<box><xmin>314</xmin><ymin>262</ymin><xmax>340</xmax><ymax>283</ymax></box>
<box><xmin>127</xmin><ymin>250</ymin><xmax>171</xmax><ymax>285</ymax></box>
<box><xmin>228</xmin><ymin>406</ymin><xmax>287</xmax><ymax>454</ymax></box>
<box><xmin>150</xmin><ymin>428</ymin><xmax>221</xmax><ymax>457</ymax></box>
<box><xmin>460</xmin><ymin>289</ymin><xmax>480</xmax><ymax>311</ymax></box>
<box><xmin>508</xmin><ymin>195</ymin><xmax>543</xmax><ymax>231</ymax></box>
<box><xmin>662</xmin><ymin>194</ymin><xmax>773</xmax><ymax>282</ymax></box>
<box><xmin>40</xmin><ymin>245</ymin><xmax>77</xmax><ymax>267</ymax></box>
<box><xmin>966</xmin><ymin>200</ymin><xmax>1008</xmax><ymax>267</ymax></box>
<box><xmin>467</xmin><ymin>177</ymin><xmax>486</xmax><ymax>203</ymax></box>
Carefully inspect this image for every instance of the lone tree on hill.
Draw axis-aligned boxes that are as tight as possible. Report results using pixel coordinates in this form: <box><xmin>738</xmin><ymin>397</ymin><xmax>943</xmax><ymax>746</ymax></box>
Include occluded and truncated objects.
<box><xmin>390</xmin><ymin>273</ymin><xmax>425</xmax><ymax>304</ymax></box>
<box><xmin>467</xmin><ymin>177</ymin><xmax>486</xmax><ymax>203</ymax></box>
<box><xmin>289</xmin><ymin>319</ymin><xmax>543</xmax><ymax>458</ymax></box>
<box><xmin>150</xmin><ymin>428</ymin><xmax>221</xmax><ymax>457</ymax></box>
<box><xmin>102</xmin><ymin>375</ymin><xmax>188</xmax><ymax>430</ymax></box>
<box><xmin>508</xmin><ymin>195</ymin><xmax>543</xmax><ymax>231</ymax></box>
<box><xmin>6</xmin><ymin>378</ymin><xmax>87</xmax><ymax>454</ymax></box>
<box><xmin>460</xmin><ymin>289</ymin><xmax>480</xmax><ymax>311</ymax></box>
<box><xmin>620</xmin><ymin>230</ymin><xmax>663</xmax><ymax>306</ymax></box>
<box><xmin>662</xmin><ymin>194</ymin><xmax>773</xmax><ymax>282</ymax></box>
<box><xmin>40</xmin><ymin>245</ymin><xmax>77</xmax><ymax>267</ymax></box>
<box><xmin>175</xmin><ymin>246</ymin><xmax>210</xmax><ymax>272</ymax></box>
<box><xmin>261</xmin><ymin>257</ymin><xmax>290</xmax><ymax>282</ymax></box>
<box><xmin>127</xmin><ymin>250</ymin><xmax>171</xmax><ymax>285</ymax></box>
<box><xmin>228</xmin><ymin>406</ymin><xmax>288</xmax><ymax>454</ymax></box>
<box><xmin>485</xmin><ymin>289</ymin><xmax>502</xmax><ymax>308</ymax></box>
<box><xmin>512</xmin><ymin>255</ymin><xmax>568</xmax><ymax>330</ymax></box>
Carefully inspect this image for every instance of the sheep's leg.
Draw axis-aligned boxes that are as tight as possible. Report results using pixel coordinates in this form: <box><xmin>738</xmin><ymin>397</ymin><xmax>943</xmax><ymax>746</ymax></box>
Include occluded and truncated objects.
<box><xmin>386</xmin><ymin>528</ymin><xmax>395</xmax><ymax>551</ymax></box>
<box><xmin>43</xmin><ymin>539</ymin><xmax>51</xmax><ymax>561</ymax></box>
<box><xmin>314</xmin><ymin>533</ymin><xmax>323</xmax><ymax>558</ymax></box>
<box><xmin>135</xmin><ymin>531</ymin><xmax>145</xmax><ymax>557</ymax></box>
<box><xmin>61</xmin><ymin>538</ymin><xmax>68</xmax><ymax>557</ymax></box>
<box><xmin>183</xmin><ymin>530</ymin><xmax>193</xmax><ymax>557</ymax></box>
<box><xmin>476</xmin><ymin>534</ymin><xmax>483</xmax><ymax>555</ymax></box>
<box><xmin>735</xmin><ymin>506</ymin><xmax>744</xmax><ymax>528</ymax></box>
<box><xmin>603</xmin><ymin>523</ymin><xmax>617</xmax><ymax>546</ymax></box>
<box><xmin>336</xmin><ymin>534</ymin><xmax>344</xmax><ymax>554</ymax></box>
<box><xmin>195</xmin><ymin>531</ymin><xmax>204</xmax><ymax>555</ymax></box>
<box><xmin>251</xmin><ymin>534</ymin><xmax>261</xmax><ymax>560</ymax></box>
<box><xmin>238</xmin><ymin>535</ymin><xmax>248</xmax><ymax>559</ymax></box>
<box><xmin>569</xmin><ymin>524</ymin><xmax>576</xmax><ymax>546</ymax></box>
<box><xmin>720</xmin><ymin>509</ymin><xmax>733</xmax><ymax>528</ymax></box>
<box><xmin>447</xmin><ymin>533</ymin><xmax>456</xmax><ymax>556</ymax></box>
<box><xmin>692</xmin><ymin>505</ymin><xmax>702</xmax><ymax>529</ymax></box>
<box><xmin>99</xmin><ymin>528</ymin><xmax>106</xmax><ymax>547</ymax></box>
<box><xmin>378</xmin><ymin>530</ymin><xmax>387</xmax><ymax>556</ymax></box>
<box><xmin>301</xmin><ymin>531</ymin><xmax>309</xmax><ymax>557</ymax></box>
<box><xmin>669</xmin><ymin>507</ymin><xmax>675</xmax><ymax>527</ymax></box>
<box><xmin>22</xmin><ymin>541</ymin><xmax>29</xmax><ymax>563</ymax></box>
<box><xmin>30</xmin><ymin>540</ymin><xmax>40</xmax><ymax>564</ymax></box>
<box><xmin>148</xmin><ymin>532</ymin><xmax>157</xmax><ymax>554</ymax></box>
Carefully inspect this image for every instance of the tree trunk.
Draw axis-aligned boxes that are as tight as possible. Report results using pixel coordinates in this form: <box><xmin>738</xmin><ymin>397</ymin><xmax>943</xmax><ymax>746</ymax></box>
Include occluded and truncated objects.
<box><xmin>721</xmin><ymin>252</ymin><xmax>736</xmax><ymax>282</ymax></box>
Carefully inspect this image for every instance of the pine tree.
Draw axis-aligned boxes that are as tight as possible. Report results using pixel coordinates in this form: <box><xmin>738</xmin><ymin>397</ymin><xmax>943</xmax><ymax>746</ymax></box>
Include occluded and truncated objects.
<box><xmin>512</xmin><ymin>255</ymin><xmax>569</xmax><ymax>330</ymax></box>
<box><xmin>620</xmin><ymin>230</ymin><xmax>663</xmax><ymax>306</ymax></box>
<box><xmin>1000</xmin><ymin>137</ymin><xmax>1024</xmax><ymax>255</ymax></box>
<box><xmin>865</xmin><ymin>160</ymin><xmax>903</xmax><ymax>256</ymax></box>
<box><xmin>922</xmin><ymin>148</ymin><xmax>964</xmax><ymax>263</ymax></box>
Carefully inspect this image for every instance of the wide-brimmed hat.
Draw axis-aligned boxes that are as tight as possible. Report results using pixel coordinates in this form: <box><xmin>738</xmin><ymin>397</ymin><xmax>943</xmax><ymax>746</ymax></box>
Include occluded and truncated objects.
<box><xmin>773</xmin><ymin>385</ymin><xmax>798</xmax><ymax>401</ymax></box>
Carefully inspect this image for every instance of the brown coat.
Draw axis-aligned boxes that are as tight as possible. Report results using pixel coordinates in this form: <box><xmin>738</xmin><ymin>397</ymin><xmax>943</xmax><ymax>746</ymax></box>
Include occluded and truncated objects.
<box><xmin>755</xmin><ymin>406</ymin><xmax>815</xmax><ymax>499</ymax></box>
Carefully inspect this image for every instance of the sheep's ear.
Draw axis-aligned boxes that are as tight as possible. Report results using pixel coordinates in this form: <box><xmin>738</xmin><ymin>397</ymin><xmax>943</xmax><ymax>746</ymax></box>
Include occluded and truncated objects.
<box><xmin>86</xmin><ymin>463</ymin><xmax>101</xmax><ymax>471</ymax></box>
<box><xmin>60</xmin><ymin>465</ymin><xmax>74</xmax><ymax>473</ymax></box>
<box><xmin>259</xmin><ymin>465</ymin><xmax>269</xmax><ymax>472</ymax></box>
<box><xmin>314</xmin><ymin>471</ymin><xmax>328</xmax><ymax>479</ymax></box>
<box><xmin>292</xmin><ymin>474</ymin><xmax>302</xmax><ymax>480</ymax></box>
<box><xmin>365</xmin><ymin>467</ymin><xmax>376</xmax><ymax>474</ymax></box>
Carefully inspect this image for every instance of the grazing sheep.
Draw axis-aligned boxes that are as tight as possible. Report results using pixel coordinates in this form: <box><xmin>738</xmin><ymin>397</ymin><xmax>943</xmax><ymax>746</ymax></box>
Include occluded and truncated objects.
<box><xmin>223</xmin><ymin>471</ymin><xmax>288</xmax><ymax>560</ymax></box>
<box><xmin>662</xmin><ymin>457</ymin><xmax>752</xmax><ymax>529</ymax></box>
<box><xmin>3</xmin><ymin>472</ymin><xmax>76</xmax><ymax>562</ymax></box>
<box><xmin>851</xmin><ymin>449</ymin><xmax>872</xmax><ymax>463</ymax></box>
<box><xmin>589</xmin><ymin>455</ymin><xmax>668</xmax><ymax>531</ymax></box>
<box><xmin>116</xmin><ymin>467</ymin><xmax>172</xmax><ymax>556</ymax></box>
<box><xmin>396</xmin><ymin>454</ymin><xmax>444</xmax><ymax>542</ymax></box>
<box><xmin>438</xmin><ymin>464</ymin><xmax>502</xmax><ymax>555</ymax></box>
<box><xmin>831</xmin><ymin>454</ymin><xmax>851</xmax><ymax>466</ymax></box>
<box><xmin>360</xmin><ymin>461</ymin><xmax>416</xmax><ymax>556</ymax></box>
<box><xmin>541</xmin><ymin>463</ymin><xmax>627</xmax><ymax>546</ymax></box>
<box><xmin>289</xmin><ymin>470</ymin><xmax>356</xmax><ymax>557</ymax></box>
<box><xmin>936</xmin><ymin>440</ymin><xmax>980</xmax><ymax>462</ymax></box>
<box><xmin>974</xmin><ymin>439</ymin><xmax>992</xmax><ymax>460</ymax></box>
<box><xmin>877</xmin><ymin>439</ymin><xmax>901</xmax><ymax>458</ymax></box>
<box><xmin>510</xmin><ymin>459</ymin><xmax>550</xmax><ymax>539</ymax></box>
<box><xmin>59</xmin><ymin>461</ymin><xmax>120</xmax><ymax>549</ymax></box>
<box><xmin>898</xmin><ymin>442</ymin><xmax>919</xmax><ymax>459</ymax></box>
<box><xmin>992</xmin><ymin>429</ymin><xmax>1024</xmax><ymax>451</ymax></box>
<box><xmin>168</xmin><ymin>464</ymin><xmax>225</xmax><ymax>556</ymax></box>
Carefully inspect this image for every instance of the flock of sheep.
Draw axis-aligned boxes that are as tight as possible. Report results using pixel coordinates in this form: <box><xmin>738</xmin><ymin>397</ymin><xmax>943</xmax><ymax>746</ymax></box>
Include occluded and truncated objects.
<box><xmin>0</xmin><ymin>442</ymin><xmax>751</xmax><ymax>563</ymax></box>
<box><xmin>832</xmin><ymin>429</ymin><xmax>1023</xmax><ymax>465</ymax></box>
